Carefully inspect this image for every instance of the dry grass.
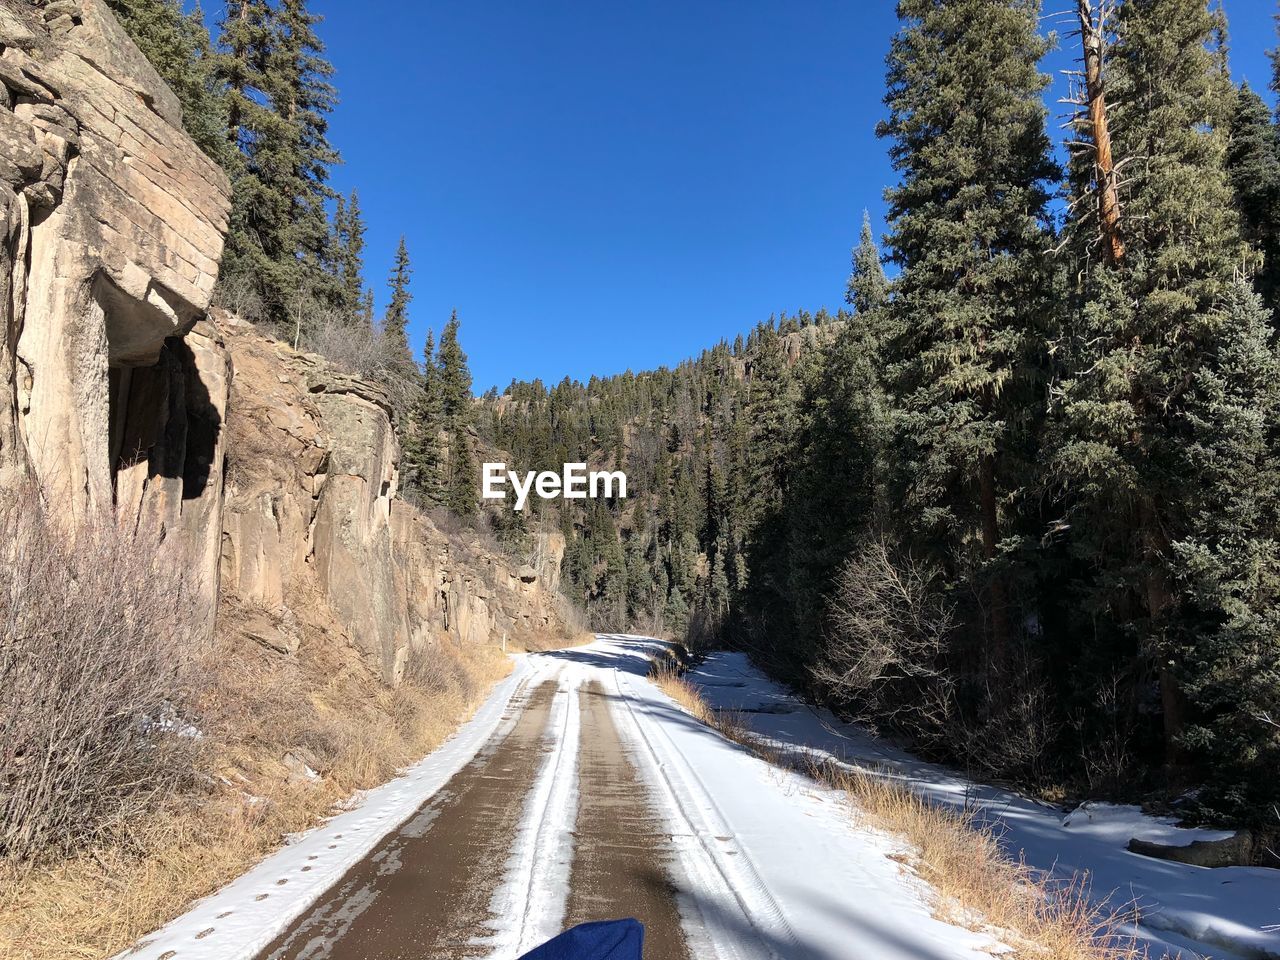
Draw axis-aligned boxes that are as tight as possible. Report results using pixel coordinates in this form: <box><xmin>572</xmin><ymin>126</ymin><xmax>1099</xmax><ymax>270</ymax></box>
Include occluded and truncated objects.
<box><xmin>651</xmin><ymin>664</ymin><xmax>1139</xmax><ymax>960</ymax></box>
<box><xmin>822</xmin><ymin>766</ymin><xmax>1140</xmax><ymax>960</ymax></box>
<box><xmin>651</xmin><ymin>664</ymin><xmax>753</xmax><ymax>745</ymax></box>
<box><xmin>0</xmin><ymin>626</ymin><xmax>511</xmax><ymax>960</ymax></box>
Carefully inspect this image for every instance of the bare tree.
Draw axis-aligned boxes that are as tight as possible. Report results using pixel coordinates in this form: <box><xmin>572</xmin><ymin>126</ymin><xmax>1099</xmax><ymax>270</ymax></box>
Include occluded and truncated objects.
<box><xmin>1065</xmin><ymin>0</ymin><xmax>1126</xmax><ymax>265</ymax></box>
<box><xmin>812</xmin><ymin>538</ymin><xmax>955</xmax><ymax>744</ymax></box>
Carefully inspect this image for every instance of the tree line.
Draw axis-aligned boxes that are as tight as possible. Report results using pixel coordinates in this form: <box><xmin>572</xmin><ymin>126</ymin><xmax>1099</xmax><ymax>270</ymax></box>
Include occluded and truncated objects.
<box><xmin>484</xmin><ymin>0</ymin><xmax>1280</xmax><ymax>831</ymax></box>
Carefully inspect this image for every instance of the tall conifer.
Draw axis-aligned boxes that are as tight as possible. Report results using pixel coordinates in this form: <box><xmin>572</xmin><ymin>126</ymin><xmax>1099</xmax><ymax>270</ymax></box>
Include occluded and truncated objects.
<box><xmin>1052</xmin><ymin>0</ymin><xmax>1250</xmax><ymax>766</ymax></box>
<box><xmin>878</xmin><ymin>0</ymin><xmax>1058</xmax><ymax>669</ymax></box>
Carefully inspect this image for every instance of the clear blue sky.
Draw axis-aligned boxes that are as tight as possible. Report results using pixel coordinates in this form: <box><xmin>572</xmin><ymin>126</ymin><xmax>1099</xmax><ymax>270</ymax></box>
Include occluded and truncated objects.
<box><xmin>301</xmin><ymin>1</ymin><xmax>1275</xmax><ymax>394</ymax></box>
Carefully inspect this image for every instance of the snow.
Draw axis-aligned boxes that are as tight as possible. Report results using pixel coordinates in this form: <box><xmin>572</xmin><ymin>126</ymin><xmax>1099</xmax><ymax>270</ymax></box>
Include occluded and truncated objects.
<box><xmin>116</xmin><ymin>635</ymin><xmax>1279</xmax><ymax>960</ymax></box>
<box><xmin>484</xmin><ymin>663</ymin><xmax>584</xmax><ymax>958</ymax></box>
<box><xmin>1060</xmin><ymin>801</ymin><xmax>1234</xmax><ymax>848</ymax></box>
<box><xmin>681</xmin><ymin>649</ymin><xmax>1280</xmax><ymax>960</ymax></box>
<box><xmin>113</xmin><ymin>655</ymin><xmax>543</xmax><ymax>960</ymax></box>
<box><xmin>589</xmin><ymin>635</ymin><xmax>999</xmax><ymax>960</ymax></box>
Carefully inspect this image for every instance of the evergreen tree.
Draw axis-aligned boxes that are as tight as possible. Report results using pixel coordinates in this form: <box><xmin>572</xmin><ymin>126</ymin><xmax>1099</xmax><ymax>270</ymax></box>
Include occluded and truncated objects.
<box><xmin>1052</xmin><ymin>0</ymin><xmax>1245</xmax><ymax>767</ymax></box>
<box><xmin>445</xmin><ymin>430</ymin><xmax>478</xmax><ymax>517</ymax></box>
<box><xmin>878</xmin><ymin>0</ymin><xmax>1058</xmax><ymax>670</ymax></box>
<box><xmin>384</xmin><ymin>237</ymin><xmax>414</xmax><ymax>363</ymax></box>
<box><xmin>1226</xmin><ymin>84</ymin><xmax>1280</xmax><ymax>311</ymax></box>
<box><xmin>1173</xmin><ymin>282</ymin><xmax>1280</xmax><ymax>822</ymax></box>
<box><xmin>217</xmin><ymin>0</ymin><xmax>289</xmax><ymax>311</ymax></box>
<box><xmin>404</xmin><ymin>329</ymin><xmax>445</xmax><ymax>502</ymax></box>
<box><xmin>108</xmin><ymin>0</ymin><xmax>227</xmax><ymax>162</ymax></box>
<box><xmin>216</xmin><ymin>0</ymin><xmax>339</xmax><ymax>323</ymax></box>
<box><xmin>437</xmin><ymin>313</ymin><xmax>476</xmax><ymax>516</ymax></box>
<box><xmin>846</xmin><ymin>210</ymin><xmax>889</xmax><ymax>314</ymax></box>
<box><xmin>331</xmin><ymin>189</ymin><xmax>371</xmax><ymax>321</ymax></box>
<box><xmin>437</xmin><ymin>312</ymin><xmax>473</xmax><ymax>426</ymax></box>
<box><xmin>784</xmin><ymin>219</ymin><xmax>892</xmax><ymax>661</ymax></box>
<box><xmin>272</xmin><ymin>0</ymin><xmax>339</xmax><ymax>297</ymax></box>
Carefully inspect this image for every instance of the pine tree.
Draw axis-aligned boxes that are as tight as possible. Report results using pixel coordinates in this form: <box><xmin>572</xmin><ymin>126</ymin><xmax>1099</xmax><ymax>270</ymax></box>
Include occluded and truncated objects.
<box><xmin>404</xmin><ymin>329</ymin><xmax>445</xmax><ymax>502</ymax></box>
<box><xmin>331</xmin><ymin>189</ymin><xmax>371</xmax><ymax>321</ymax></box>
<box><xmin>384</xmin><ymin>237</ymin><xmax>414</xmax><ymax>363</ymax></box>
<box><xmin>846</xmin><ymin>210</ymin><xmax>889</xmax><ymax>315</ymax></box>
<box><xmin>445</xmin><ymin>430</ymin><xmax>478</xmax><ymax>517</ymax></box>
<box><xmin>271</xmin><ymin>0</ymin><xmax>339</xmax><ymax>299</ymax></box>
<box><xmin>437</xmin><ymin>313</ymin><xmax>475</xmax><ymax>516</ymax></box>
<box><xmin>108</xmin><ymin>0</ymin><xmax>227</xmax><ymax>162</ymax></box>
<box><xmin>878</xmin><ymin>0</ymin><xmax>1058</xmax><ymax>670</ymax></box>
<box><xmin>216</xmin><ymin>0</ymin><xmax>339</xmax><ymax>323</ymax></box>
<box><xmin>1052</xmin><ymin>0</ymin><xmax>1246</xmax><ymax>767</ymax></box>
<box><xmin>784</xmin><ymin>217</ymin><xmax>892</xmax><ymax>658</ymax></box>
<box><xmin>217</xmin><ymin>0</ymin><xmax>289</xmax><ymax>311</ymax></box>
<box><xmin>1226</xmin><ymin>84</ymin><xmax>1280</xmax><ymax>311</ymax></box>
<box><xmin>1172</xmin><ymin>282</ymin><xmax>1280</xmax><ymax>821</ymax></box>
<box><xmin>437</xmin><ymin>312</ymin><xmax>472</xmax><ymax>427</ymax></box>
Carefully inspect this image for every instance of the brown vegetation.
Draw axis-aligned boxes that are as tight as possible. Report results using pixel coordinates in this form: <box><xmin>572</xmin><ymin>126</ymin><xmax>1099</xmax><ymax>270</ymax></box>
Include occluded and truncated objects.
<box><xmin>0</xmin><ymin>489</ymin><xmax>513</xmax><ymax>960</ymax></box>
<box><xmin>0</xmin><ymin>492</ymin><xmax>201</xmax><ymax>863</ymax></box>
<box><xmin>812</xmin><ymin>538</ymin><xmax>955</xmax><ymax>745</ymax></box>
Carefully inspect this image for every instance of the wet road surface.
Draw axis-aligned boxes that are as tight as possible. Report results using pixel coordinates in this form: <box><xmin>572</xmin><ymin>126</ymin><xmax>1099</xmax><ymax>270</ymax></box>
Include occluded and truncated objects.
<box><xmin>257</xmin><ymin>667</ymin><xmax>693</xmax><ymax>960</ymax></box>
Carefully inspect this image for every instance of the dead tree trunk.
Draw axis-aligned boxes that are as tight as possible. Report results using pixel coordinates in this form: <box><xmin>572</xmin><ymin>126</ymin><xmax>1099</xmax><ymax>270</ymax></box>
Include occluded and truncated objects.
<box><xmin>1078</xmin><ymin>0</ymin><xmax>1125</xmax><ymax>265</ymax></box>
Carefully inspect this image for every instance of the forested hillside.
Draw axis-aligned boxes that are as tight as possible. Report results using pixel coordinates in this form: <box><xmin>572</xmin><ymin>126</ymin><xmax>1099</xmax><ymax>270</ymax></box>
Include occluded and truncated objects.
<box><xmin>483</xmin><ymin>0</ymin><xmax>1280</xmax><ymax>831</ymax></box>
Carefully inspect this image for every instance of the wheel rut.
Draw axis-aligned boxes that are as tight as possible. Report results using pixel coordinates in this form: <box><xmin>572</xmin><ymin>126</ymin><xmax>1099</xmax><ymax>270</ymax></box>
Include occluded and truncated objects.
<box><xmin>257</xmin><ymin>678</ymin><xmax>560</xmax><ymax>960</ymax></box>
<box><xmin>564</xmin><ymin>680</ymin><xmax>693</xmax><ymax>960</ymax></box>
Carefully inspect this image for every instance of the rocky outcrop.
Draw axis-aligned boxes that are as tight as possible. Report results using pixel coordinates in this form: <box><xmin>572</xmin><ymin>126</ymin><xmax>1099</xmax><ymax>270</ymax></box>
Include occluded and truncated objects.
<box><xmin>0</xmin><ymin>0</ymin><xmax>575</xmax><ymax>685</ymax></box>
<box><xmin>1128</xmin><ymin>831</ymin><xmax>1259</xmax><ymax>869</ymax></box>
<box><xmin>217</xmin><ymin>316</ymin><xmax>575</xmax><ymax>683</ymax></box>
<box><xmin>0</xmin><ymin>0</ymin><xmax>230</xmax><ymax>534</ymax></box>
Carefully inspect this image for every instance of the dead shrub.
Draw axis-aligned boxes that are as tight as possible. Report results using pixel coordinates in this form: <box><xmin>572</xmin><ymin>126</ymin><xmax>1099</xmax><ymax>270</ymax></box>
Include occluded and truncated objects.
<box><xmin>684</xmin><ymin>605</ymin><xmax>723</xmax><ymax>654</ymax></box>
<box><xmin>953</xmin><ymin>657</ymin><xmax>1063</xmax><ymax>787</ymax></box>
<box><xmin>0</xmin><ymin>490</ymin><xmax>199</xmax><ymax>862</ymax></box>
<box><xmin>211</xmin><ymin>268</ymin><xmax>266</xmax><ymax>322</ymax></box>
<box><xmin>299</xmin><ymin>310</ymin><xmax>421</xmax><ymax>413</ymax></box>
<box><xmin>812</xmin><ymin>537</ymin><xmax>956</xmax><ymax>746</ymax></box>
<box><xmin>402</xmin><ymin>637</ymin><xmax>477</xmax><ymax>702</ymax></box>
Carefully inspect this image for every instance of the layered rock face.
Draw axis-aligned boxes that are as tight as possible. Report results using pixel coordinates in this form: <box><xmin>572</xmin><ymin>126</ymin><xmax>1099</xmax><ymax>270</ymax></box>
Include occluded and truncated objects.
<box><xmin>217</xmin><ymin>316</ymin><xmax>572</xmax><ymax>682</ymax></box>
<box><xmin>0</xmin><ymin>0</ymin><xmax>574</xmax><ymax>682</ymax></box>
<box><xmin>0</xmin><ymin>0</ymin><xmax>230</xmax><ymax>530</ymax></box>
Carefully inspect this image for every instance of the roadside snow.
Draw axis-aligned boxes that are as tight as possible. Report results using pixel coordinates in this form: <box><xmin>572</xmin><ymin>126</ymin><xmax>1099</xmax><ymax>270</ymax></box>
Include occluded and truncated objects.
<box><xmin>114</xmin><ymin>655</ymin><xmax>543</xmax><ymax>960</ymax></box>
<box><xmin>115</xmin><ymin>635</ymin><xmax>1278</xmax><ymax>960</ymax></box>
<box><xmin>684</xmin><ymin>650</ymin><xmax>1280</xmax><ymax>960</ymax></box>
<box><xmin>1060</xmin><ymin>801</ymin><xmax>1234</xmax><ymax>848</ymax></box>
<box><xmin>590</xmin><ymin>635</ymin><xmax>999</xmax><ymax>960</ymax></box>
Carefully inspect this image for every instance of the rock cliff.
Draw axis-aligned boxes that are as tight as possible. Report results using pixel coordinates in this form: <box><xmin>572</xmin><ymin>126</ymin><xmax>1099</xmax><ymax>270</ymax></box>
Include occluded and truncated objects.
<box><xmin>0</xmin><ymin>0</ymin><xmax>230</xmax><ymax>519</ymax></box>
<box><xmin>216</xmin><ymin>315</ymin><xmax>573</xmax><ymax>682</ymax></box>
<box><xmin>0</xmin><ymin>0</ymin><xmax>576</xmax><ymax>682</ymax></box>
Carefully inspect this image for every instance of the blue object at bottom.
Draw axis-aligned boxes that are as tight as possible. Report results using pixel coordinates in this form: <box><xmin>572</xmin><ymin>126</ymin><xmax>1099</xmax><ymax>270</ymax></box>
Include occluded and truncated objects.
<box><xmin>516</xmin><ymin>918</ymin><xmax>645</xmax><ymax>960</ymax></box>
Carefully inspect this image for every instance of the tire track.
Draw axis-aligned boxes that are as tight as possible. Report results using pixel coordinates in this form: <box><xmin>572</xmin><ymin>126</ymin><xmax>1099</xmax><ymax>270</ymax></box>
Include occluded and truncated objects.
<box><xmin>607</xmin><ymin>668</ymin><xmax>808</xmax><ymax>960</ymax></box>
<box><xmin>563</xmin><ymin>680</ymin><xmax>692</xmax><ymax>960</ymax></box>
<box><xmin>256</xmin><ymin>675</ymin><xmax>562</xmax><ymax>960</ymax></box>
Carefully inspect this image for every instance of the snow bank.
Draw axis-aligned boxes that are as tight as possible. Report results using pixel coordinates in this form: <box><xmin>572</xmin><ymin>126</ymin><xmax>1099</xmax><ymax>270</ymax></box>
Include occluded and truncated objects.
<box><xmin>591</xmin><ymin>635</ymin><xmax>998</xmax><ymax>960</ymax></box>
<box><xmin>485</xmin><ymin>663</ymin><xmax>584</xmax><ymax>958</ymax></box>
<box><xmin>685</xmin><ymin>651</ymin><xmax>1280</xmax><ymax>960</ymax></box>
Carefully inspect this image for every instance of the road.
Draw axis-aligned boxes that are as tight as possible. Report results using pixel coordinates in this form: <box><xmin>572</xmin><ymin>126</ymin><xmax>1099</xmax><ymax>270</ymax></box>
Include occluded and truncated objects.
<box><xmin>120</xmin><ymin>636</ymin><xmax>994</xmax><ymax>960</ymax></box>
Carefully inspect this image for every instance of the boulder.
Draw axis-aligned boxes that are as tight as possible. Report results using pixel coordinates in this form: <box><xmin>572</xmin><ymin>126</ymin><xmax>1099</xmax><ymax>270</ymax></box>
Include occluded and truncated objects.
<box><xmin>1128</xmin><ymin>832</ymin><xmax>1256</xmax><ymax>869</ymax></box>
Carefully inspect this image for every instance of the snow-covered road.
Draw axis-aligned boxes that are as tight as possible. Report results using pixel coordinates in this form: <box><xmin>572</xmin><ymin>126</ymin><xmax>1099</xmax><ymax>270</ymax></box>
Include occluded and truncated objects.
<box><xmin>117</xmin><ymin>636</ymin><xmax>999</xmax><ymax>960</ymax></box>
